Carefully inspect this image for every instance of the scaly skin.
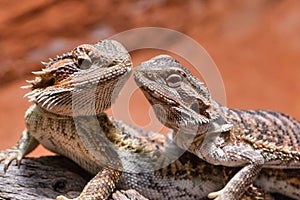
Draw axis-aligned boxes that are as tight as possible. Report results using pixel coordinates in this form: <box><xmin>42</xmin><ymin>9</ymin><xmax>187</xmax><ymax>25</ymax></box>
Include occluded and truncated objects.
<box><xmin>0</xmin><ymin>43</ymin><xmax>298</xmax><ymax>200</ymax></box>
<box><xmin>134</xmin><ymin>55</ymin><xmax>300</xmax><ymax>200</ymax></box>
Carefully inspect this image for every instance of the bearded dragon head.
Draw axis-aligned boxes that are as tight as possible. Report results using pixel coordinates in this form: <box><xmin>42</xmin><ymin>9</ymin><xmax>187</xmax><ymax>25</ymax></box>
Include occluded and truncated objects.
<box><xmin>134</xmin><ymin>55</ymin><xmax>219</xmax><ymax>137</ymax></box>
<box><xmin>23</xmin><ymin>40</ymin><xmax>132</xmax><ymax>116</ymax></box>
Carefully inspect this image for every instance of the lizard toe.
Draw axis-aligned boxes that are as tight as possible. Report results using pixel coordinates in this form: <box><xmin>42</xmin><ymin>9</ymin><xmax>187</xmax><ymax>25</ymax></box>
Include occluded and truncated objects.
<box><xmin>0</xmin><ymin>148</ymin><xmax>23</xmax><ymax>172</ymax></box>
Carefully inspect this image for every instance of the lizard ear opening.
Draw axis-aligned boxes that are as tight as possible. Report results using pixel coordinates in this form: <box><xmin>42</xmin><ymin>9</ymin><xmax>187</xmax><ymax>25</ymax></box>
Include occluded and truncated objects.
<box><xmin>47</xmin><ymin>77</ymin><xmax>56</xmax><ymax>86</ymax></box>
<box><xmin>31</xmin><ymin>76</ymin><xmax>56</xmax><ymax>89</ymax></box>
<box><xmin>190</xmin><ymin>101</ymin><xmax>199</xmax><ymax>113</ymax></box>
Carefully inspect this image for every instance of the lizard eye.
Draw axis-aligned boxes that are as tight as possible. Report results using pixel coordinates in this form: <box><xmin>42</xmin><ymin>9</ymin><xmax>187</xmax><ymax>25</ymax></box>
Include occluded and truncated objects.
<box><xmin>73</xmin><ymin>46</ymin><xmax>93</xmax><ymax>70</ymax></box>
<box><xmin>77</xmin><ymin>57</ymin><xmax>92</xmax><ymax>70</ymax></box>
<box><xmin>166</xmin><ymin>74</ymin><xmax>182</xmax><ymax>88</ymax></box>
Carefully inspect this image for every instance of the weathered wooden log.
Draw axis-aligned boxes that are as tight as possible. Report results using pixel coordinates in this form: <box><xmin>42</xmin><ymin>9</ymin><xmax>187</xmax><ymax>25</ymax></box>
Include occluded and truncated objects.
<box><xmin>0</xmin><ymin>156</ymin><xmax>147</xmax><ymax>200</ymax></box>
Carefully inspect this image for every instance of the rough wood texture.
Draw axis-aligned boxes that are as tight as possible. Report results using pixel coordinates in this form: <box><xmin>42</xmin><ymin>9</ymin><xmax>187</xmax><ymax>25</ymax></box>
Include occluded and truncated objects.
<box><xmin>0</xmin><ymin>156</ymin><xmax>147</xmax><ymax>200</ymax></box>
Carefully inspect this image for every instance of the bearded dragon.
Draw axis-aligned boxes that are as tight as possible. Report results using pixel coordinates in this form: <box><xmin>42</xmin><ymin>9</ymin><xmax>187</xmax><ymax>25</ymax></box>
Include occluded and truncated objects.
<box><xmin>0</xmin><ymin>40</ymin><xmax>133</xmax><ymax>199</ymax></box>
<box><xmin>134</xmin><ymin>55</ymin><xmax>300</xmax><ymax>200</ymax></box>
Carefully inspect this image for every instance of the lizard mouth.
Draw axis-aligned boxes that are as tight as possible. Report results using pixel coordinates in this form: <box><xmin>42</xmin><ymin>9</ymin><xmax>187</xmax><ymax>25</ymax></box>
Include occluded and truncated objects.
<box><xmin>72</xmin><ymin>60</ymin><xmax>132</xmax><ymax>87</ymax></box>
<box><xmin>141</xmin><ymin>84</ymin><xmax>178</xmax><ymax>105</ymax></box>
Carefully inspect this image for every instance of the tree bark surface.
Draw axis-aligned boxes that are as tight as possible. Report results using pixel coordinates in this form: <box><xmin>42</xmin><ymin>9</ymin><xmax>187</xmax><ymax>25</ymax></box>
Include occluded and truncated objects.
<box><xmin>0</xmin><ymin>156</ymin><xmax>147</xmax><ymax>200</ymax></box>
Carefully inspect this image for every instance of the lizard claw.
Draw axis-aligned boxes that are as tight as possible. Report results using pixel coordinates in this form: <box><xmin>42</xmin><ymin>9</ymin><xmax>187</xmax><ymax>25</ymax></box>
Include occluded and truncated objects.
<box><xmin>0</xmin><ymin>147</ymin><xmax>23</xmax><ymax>173</ymax></box>
<box><xmin>208</xmin><ymin>189</ymin><xmax>223</xmax><ymax>200</ymax></box>
<box><xmin>56</xmin><ymin>195</ymin><xmax>73</xmax><ymax>200</ymax></box>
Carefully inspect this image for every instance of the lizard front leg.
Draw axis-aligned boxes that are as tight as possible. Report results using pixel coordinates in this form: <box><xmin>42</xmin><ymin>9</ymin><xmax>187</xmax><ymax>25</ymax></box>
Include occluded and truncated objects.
<box><xmin>57</xmin><ymin>168</ymin><xmax>121</xmax><ymax>200</ymax></box>
<box><xmin>196</xmin><ymin>134</ymin><xmax>265</xmax><ymax>200</ymax></box>
<box><xmin>208</xmin><ymin>162</ymin><xmax>263</xmax><ymax>200</ymax></box>
<box><xmin>0</xmin><ymin>129</ymin><xmax>39</xmax><ymax>172</ymax></box>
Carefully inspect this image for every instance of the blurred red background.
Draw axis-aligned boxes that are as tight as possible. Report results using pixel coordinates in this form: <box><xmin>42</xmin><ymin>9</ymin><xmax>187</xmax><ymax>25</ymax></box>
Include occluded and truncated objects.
<box><xmin>0</xmin><ymin>0</ymin><xmax>299</xmax><ymax>157</ymax></box>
